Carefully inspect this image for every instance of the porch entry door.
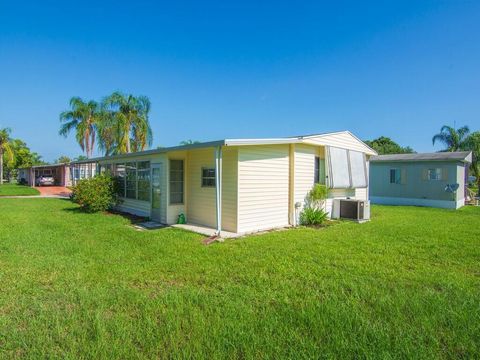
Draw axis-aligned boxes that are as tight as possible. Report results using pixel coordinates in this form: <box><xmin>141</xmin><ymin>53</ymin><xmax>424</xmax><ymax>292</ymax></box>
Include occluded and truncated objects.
<box><xmin>151</xmin><ymin>163</ymin><xmax>163</xmax><ymax>222</ymax></box>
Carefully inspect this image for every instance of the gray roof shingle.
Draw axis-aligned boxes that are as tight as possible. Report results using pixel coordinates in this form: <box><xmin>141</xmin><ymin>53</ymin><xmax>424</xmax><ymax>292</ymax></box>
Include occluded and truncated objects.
<box><xmin>370</xmin><ymin>151</ymin><xmax>472</xmax><ymax>163</ymax></box>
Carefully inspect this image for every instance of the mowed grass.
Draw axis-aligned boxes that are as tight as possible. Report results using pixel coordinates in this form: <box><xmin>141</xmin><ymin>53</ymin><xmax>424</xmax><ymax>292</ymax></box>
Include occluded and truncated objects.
<box><xmin>0</xmin><ymin>183</ymin><xmax>39</xmax><ymax>196</ymax></box>
<box><xmin>0</xmin><ymin>199</ymin><xmax>479</xmax><ymax>359</ymax></box>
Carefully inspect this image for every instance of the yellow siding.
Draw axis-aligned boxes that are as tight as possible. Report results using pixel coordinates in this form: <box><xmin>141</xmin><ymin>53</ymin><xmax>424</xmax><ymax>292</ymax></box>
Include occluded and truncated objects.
<box><xmin>221</xmin><ymin>147</ymin><xmax>238</xmax><ymax>233</ymax></box>
<box><xmin>166</xmin><ymin>151</ymin><xmax>186</xmax><ymax>224</ymax></box>
<box><xmin>185</xmin><ymin>149</ymin><xmax>217</xmax><ymax>228</ymax></box>
<box><xmin>237</xmin><ymin>145</ymin><xmax>290</xmax><ymax>233</ymax></box>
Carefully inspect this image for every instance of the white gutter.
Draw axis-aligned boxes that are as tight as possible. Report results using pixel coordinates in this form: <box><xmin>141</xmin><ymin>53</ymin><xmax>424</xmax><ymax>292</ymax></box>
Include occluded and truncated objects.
<box><xmin>225</xmin><ymin>138</ymin><xmax>302</xmax><ymax>146</ymax></box>
<box><xmin>214</xmin><ymin>146</ymin><xmax>223</xmax><ymax>236</ymax></box>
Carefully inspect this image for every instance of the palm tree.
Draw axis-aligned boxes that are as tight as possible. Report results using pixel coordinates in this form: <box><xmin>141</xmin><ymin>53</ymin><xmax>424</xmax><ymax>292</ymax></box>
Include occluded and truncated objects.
<box><xmin>432</xmin><ymin>125</ymin><xmax>470</xmax><ymax>151</ymax></box>
<box><xmin>0</xmin><ymin>128</ymin><xmax>14</xmax><ymax>185</ymax></box>
<box><xmin>464</xmin><ymin>131</ymin><xmax>480</xmax><ymax>196</ymax></box>
<box><xmin>59</xmin><ymin>97</ymin><xmax>99</xmax><ymax>158</ymax></box>
<box><xmin>101</xmin><ymin>92</ymin><xmax>152</xmax><ymax>154</ymax></box>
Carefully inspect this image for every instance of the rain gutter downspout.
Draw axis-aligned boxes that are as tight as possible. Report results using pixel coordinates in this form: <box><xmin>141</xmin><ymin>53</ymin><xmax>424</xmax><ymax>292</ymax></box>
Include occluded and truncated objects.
<box><xmin>215</xmin><ymin>146</ymin><xmax>223</xmax><ymax>236</ymax></box>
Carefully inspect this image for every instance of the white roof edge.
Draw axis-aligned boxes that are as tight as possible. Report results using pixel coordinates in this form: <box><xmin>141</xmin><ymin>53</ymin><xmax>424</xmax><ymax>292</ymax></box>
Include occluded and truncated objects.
<box><xmin>301</xmin><ymin>130</ymin><xmax>378</xmax><ymax>156</ymax></box>
<box><xmin>225</xmin><ymin>138</ymin><xmax>302</xmax><ymax>146</ymax></box>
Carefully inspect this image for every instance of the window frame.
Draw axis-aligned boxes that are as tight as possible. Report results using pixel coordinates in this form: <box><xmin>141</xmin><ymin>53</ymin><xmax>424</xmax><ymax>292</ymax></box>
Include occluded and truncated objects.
<box><xmin>201</xmin><ymin>167</ymin><xmax>216</xmax><ymax>188</ymax></box>
<box><xmin>389</xmin><ymin>168</ymin><xmax>401</xmax><ymax>184</ymax></box>
<box><xmin>169</xmin><ymin>159</ymin><xmax>184</xmax><ymax>205</ymax></box>
<box><xmin>427</xmin><ymin>168</ymin><xmax>442</xmax><ymax>181</ymax></box>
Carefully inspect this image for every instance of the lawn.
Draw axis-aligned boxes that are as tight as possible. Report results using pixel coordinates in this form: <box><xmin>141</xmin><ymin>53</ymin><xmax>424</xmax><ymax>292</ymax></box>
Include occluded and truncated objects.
<box><xmin>0</xmin><ymin>199</ymin><xmax>479</xmax><ymax>358</ymax></box>
<box><xmin>0</xmin><ymin>183</ymin><xmax>39</xmax><ymax>196</ymax></box>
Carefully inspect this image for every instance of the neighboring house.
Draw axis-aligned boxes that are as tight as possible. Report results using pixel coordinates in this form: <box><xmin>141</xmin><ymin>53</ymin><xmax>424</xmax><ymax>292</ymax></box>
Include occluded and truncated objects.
<box><xmin>70</xmin><ymin>131</ymin><xmax>376</xmax><ymax>235</ymax></box>
<box><xmin>369</xmin><ymin>151</ymin><xmax>472</xmax><ymax>209</ymax></box>
<box><xmin>18</xmin><ymin>162</ymin><xmax>96</xmax><ymax>187</ymax></box>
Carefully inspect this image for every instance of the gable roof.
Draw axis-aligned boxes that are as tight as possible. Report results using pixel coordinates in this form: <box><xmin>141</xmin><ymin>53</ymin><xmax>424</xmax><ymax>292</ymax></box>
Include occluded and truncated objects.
<box><xmin>71</xmin><ymin>130</ymin><xmax>376</xmax><ymax>164</ymax></box>
<box><xmin>370</xmin><ymin>151</ymin><xmax>472</xmax><ymax>163</ymax></box>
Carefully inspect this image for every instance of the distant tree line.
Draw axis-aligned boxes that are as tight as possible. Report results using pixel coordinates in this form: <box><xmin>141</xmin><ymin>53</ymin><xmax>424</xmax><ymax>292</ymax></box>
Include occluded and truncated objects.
<box><xmin>0</xmin><ymin>128</ymin><xmax>46</xmax><ymax>184</ymax></box>
<box><xmin>364</xmin><ymin>136</ymin><xmax>415</xmax><ymax>155</ymax></box>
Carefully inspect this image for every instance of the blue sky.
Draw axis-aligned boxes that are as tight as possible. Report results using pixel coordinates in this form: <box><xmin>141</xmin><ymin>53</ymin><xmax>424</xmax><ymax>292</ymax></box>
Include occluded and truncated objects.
<box><xmin>0</xmin><ymin>1</ymin><xmax>479</xmax><ymax>161</ymax></box>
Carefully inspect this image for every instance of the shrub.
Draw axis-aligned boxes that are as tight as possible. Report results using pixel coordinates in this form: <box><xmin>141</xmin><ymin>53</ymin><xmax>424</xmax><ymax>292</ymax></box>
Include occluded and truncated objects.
<box><xmin>71</xmin><ymin>174</ymin><xmax>118</xmax><ymax>212</ymax></box>
<box><xmin>299</xmin><ymin>183</ymin><xmax>329</xmax><ymax>226</ymax></box>
<box><xmin>305</xmin><ymin>183</ymin><xmax>328</xmax><ymax>208</ymax></box>
<box><xmin>299</xmin><ymin>206</ymin><xmax>328</xmax><ymax>226</ymax></box>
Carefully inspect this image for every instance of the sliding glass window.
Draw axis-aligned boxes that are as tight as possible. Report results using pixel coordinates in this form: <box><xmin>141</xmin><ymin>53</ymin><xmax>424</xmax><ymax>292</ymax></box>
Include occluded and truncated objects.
<box><xmin>169</xmin><ymin>160</ymin><xmax>184</xmax><ymax>204</ymax></box>
<box><xmin>126</xmin><ymin>162</ymin><xmax>137</xmax><ymax>199</ymax></box>
<box><xmin>137</xmin><ymin>161</ymin><xmax>151</xmax><ymax>201</ymax></box>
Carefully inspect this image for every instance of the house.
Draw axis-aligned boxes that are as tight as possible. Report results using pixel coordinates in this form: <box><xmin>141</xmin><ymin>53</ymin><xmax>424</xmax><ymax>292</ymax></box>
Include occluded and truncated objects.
<box><xmin>18</xmin><ymin>162</ymin><xmax>96</xmax><ymax>187</ymax></box>
<box><xmin>70</xmin><ymin>131</ymin><xmax>377</xmax><ymax>235</ymax></box>
<box><xmin>369</xmin><ymin>151</ymin><xmax>472</xmax><ymax>209</ymax></box>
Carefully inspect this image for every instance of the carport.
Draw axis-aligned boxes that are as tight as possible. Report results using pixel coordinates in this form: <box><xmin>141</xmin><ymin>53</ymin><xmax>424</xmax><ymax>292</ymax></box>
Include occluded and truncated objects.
<box><xmin>22</xmin><ymin>164</ymin><xmax>71</xmax><ymax>187</ymax></box>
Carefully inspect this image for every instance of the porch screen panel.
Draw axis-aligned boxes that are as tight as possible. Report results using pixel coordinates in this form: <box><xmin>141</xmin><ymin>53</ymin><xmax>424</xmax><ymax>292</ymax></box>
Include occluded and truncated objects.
<box><xmin>137</xmin><ymin>161</ymin><xmax>151</xmax><ymax>201</ymax></box>
<box><xmin>327</xmin><ymin>146</ymin><xmax>351</xmax><ymax>189</ymax></box>
<box><xmin>116</xmin><ymin>163</ymin><xmax>126</xmax><ymax>197</ymax></box>
<box><xmin>126</xmin><ymin>162</ymin><xmax>137</xmax><ymax>199</ymax></box>
<box><xmin>349</xmin><ymin>150</ymin><xmax>367</xmax><ymax>188</ymax></box>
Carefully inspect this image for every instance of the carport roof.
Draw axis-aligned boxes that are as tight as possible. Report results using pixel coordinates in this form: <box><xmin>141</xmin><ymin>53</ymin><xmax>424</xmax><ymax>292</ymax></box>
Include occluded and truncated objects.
<box><xmin>19</xmin><ymin>163</ymin><xmax>69</xmax><ymax>170</ymax></box>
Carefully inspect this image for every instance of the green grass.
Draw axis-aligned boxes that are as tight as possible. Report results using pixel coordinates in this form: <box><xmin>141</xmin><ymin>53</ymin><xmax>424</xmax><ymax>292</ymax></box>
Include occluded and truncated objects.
<box><xmin>0</xmin><ymin>183</ymin><xmax>40</xmax><ymax>196</ymax></box>
<box><xmin>0</xmin><ymin>199</ymin><xmax>479</xmax><ymax>358</ymax></box>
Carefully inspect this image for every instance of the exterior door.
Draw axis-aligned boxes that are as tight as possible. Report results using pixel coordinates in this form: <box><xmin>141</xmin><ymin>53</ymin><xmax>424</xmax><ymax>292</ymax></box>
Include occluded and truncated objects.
<box><xmin>151</xmin><ymin>163</ymin><xmax>163</xmax><ymax>222</ymax></box>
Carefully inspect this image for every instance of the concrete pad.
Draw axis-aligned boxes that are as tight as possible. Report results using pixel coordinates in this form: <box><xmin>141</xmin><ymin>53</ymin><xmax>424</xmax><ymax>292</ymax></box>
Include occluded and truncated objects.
<box><xmin>172</xmin><ymin>223</ymin><xmax>240</xmax><ymax>239</ymax></box>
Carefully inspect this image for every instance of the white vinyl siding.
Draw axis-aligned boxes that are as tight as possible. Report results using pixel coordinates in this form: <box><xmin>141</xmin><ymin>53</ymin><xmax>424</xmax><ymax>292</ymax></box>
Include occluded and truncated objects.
<box><xmin>116</xmin><ymin>198</ymin><xmax>151</xmax><ymax>217</ymax></box>
<box><xmin>294</xmin><ymin>144</ymin><xmax>318</xmax><ymax>209</ymax></box>
<box><xmin>305</xmin><ymin>132</ymin><xmax>375</xmax><ymax>155</ymax></box>
<box><xmin>237</xmin><ymin>145</ymin><xmax>290</xmax><ymax>233</ymax></box>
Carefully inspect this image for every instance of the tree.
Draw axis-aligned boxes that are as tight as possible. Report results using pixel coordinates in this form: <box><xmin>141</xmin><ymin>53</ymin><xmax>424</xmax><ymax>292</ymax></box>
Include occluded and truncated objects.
<box><xmin>4</xmin><ymin>138</ymin><xmax>45</xmax><ymax>181</ymax></box>
<box><xmin>59</xmin><ymin>97</ymin><xmax>100</xmax><ymax>158</ymax></box>
<box><xmin>101</xmin><ymin>92</ymin><xmax>152</xmax><ymax>154</ymax></box>
<box><xmin>0</xmin><ymin>128</ymin><xmax>14</xmax><ymax>184</ymax></box>
<box><xmin>180</xmin><ymin>139</ymin><xmax>200</xmax><ymax>145</ymax></box>
<box><xmin>54</xmin><ymin>155</ymin><xmax>72</xmax><ymax>164</ymax></box>
<box><xmin>432</xmin><ymin>125</ymin><xmax>470</xmax><ymax>152</ymax></box>
<box><xmin>74</xmin><ymin>155</ymin><xmax>88</xmax><ymax>161</ymax></box>
<box><xmin>364</xmin><ymin>136</ymin><xmax>414</xmax><ymax>155</ymax></box>
<box><xmin>463</xmin><ymin>131</ymin><xmax>480</xmax><ymax>195</ymax></box>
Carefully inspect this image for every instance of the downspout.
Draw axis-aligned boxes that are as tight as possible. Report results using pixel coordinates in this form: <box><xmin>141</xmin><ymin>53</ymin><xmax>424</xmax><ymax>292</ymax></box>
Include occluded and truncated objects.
<box><xmin>215</xmin><ymin>146</ymin><xmax>223</xmax><ymax>236</ymax></box>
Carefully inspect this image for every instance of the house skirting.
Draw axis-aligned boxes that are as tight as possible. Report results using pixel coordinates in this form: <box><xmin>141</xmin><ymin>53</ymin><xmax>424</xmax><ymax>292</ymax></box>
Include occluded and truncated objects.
<box><xmin>370</xmin><ymin>196</ymin><xmax>464</xmax><ymax>209</ymax></box>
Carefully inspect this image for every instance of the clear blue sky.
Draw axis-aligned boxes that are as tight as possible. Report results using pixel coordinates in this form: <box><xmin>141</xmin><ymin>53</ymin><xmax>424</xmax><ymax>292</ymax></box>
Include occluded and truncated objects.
<box><xmin>1</xmin><ymin>1</ymin><xmax>479</xmax><ymax>161</ymax></box>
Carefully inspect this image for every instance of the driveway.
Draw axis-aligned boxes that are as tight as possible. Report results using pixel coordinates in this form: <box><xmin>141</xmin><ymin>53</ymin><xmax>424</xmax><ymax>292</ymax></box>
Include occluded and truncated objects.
<box><xmin>36</xmin><ymin>186</ymin><xmax>72</xmax><ymax>197</ymax></box>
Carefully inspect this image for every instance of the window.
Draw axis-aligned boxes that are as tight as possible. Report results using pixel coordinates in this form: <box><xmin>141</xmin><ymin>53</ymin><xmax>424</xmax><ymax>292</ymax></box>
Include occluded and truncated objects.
<box><xmin>202</xmin><ymin>168</ymin><xmax>216</xmax><ymax>187</ymax></box>
<box><xmin>116</xmin><ymin>163</ymin><xmax>126</xmax><ymax>197</ymax></box>
<box><xmin>314</xmin><ymin>157</ymin><xmax>326</xmax><ymax>185</ymax></box>
<box><xmin>390</xmin><ymin>169</ymin><xmax>401</xmax><ymax>184</ymax></box>
<box><xmin>137</xmin><ymin>161</ymin><xmax>151</xmax><ymax>201</ymax></box>
<box><xmin>170</xmin><ymin>160</ymin><xmax>184</xmax><ymax>204</ymax></box>
<box><xmin>125</xmin><ymin>162</ymin><xmax>138</xmax><ymax>199</ymax></box>
<box><xmin>427</xmin><ymin>168</ymin><xmax>442</xmax><ymax>181</ymax></box>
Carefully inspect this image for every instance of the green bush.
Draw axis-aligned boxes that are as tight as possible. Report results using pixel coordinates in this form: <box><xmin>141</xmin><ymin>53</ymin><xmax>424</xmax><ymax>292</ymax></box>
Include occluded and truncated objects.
<box><xmin>300</xmin><ymin>183</ymin><xmax>329</xmax><ymax>226</ymax></box>
<box><xmin>299</xmin><ymin>206</ymin><xmax>328</xmax><ymax>226</ymax></box>
<box><xmin>71</xmin><ymin>174</ymin><xmax>118</xmax><ymax>213</ymax></box>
